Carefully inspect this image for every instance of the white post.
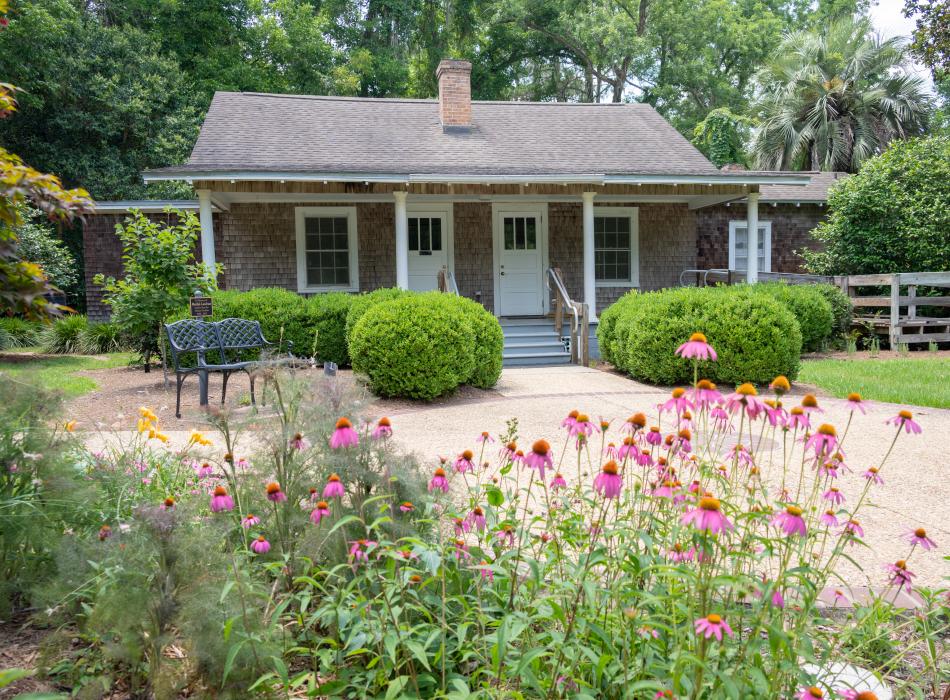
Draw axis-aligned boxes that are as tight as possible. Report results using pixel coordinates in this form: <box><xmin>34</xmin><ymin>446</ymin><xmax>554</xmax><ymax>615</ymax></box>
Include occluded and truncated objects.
<box><xmin>196</xmin><ymin>189</ymin><xmax>216</xmax><ymax>272</ymax></box>
<box><xmin>745</xmin><ymin>191</ymin><xmax>760</xmax><ymax>284</ymax></box>
<box><xmin>394</xmin><ymin>191</ymin><xmax>409</xmax><ymax>289</ymax></box>
<box><xmin>582</xmin><ymin>191</ymin><xmax>597</xmax><ymax>320</ymax></box>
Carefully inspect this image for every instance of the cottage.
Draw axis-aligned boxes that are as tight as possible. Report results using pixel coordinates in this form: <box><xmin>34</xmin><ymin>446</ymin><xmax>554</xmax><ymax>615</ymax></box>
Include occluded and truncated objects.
<box><xmin>84</xmin><ymin>60</ymin><xmax>838</xmax><ymax>361</ymax></box>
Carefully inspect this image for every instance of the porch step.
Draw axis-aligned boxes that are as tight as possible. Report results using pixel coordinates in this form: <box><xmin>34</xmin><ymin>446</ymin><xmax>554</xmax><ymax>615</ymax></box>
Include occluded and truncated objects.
<box><xmin>499</xmin><ymin>317</ymin><xmax>571</xmax><ymax>367</ymax></box>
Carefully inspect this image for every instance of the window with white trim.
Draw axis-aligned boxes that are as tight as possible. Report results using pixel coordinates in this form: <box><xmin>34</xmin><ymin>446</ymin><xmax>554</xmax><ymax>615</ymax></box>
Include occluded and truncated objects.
<box><xmin>594</xmin><ymin>207</ymin><xmax>639</xmax><ymax>286</ymax></box>
<box><xmin>728</xmin><ymin>220</ymin><xmax>772</xmax><ymax>273</ymax></box>
<box><xmin>295</xmin><ymin>207</ymin><xmax>359</xmax><ymax>292</ymax></box>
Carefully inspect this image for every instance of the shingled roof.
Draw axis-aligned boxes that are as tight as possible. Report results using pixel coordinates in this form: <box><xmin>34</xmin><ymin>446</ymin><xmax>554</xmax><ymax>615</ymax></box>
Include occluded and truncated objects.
<box><xmin>759</xmin><ymin>171</ymin><xmax>849</xmax><ymax>202</ymax></box>
<box><xmin>151</xmin><ymin>91</ymin><xmax>727</xmax><ymax>178</ymax></box>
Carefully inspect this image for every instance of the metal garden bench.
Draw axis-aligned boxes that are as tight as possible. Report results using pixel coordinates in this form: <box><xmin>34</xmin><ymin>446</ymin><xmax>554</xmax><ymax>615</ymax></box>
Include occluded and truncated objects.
<box><xmin>164</xmin><ymin>318</ymin><xmax>292</xmax><ymax>418</ymax></box>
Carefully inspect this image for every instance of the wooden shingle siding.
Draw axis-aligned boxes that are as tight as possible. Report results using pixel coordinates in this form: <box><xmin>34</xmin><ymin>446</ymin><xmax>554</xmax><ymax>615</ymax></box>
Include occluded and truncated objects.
<box><xmin>452</xmin><ymin>203</ymin><xmax>494</xmax><ymax>311</ymax></box>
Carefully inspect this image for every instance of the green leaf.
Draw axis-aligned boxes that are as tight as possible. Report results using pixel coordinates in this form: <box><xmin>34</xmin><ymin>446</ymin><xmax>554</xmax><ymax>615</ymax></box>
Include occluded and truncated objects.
<box><xmin>222</xmin><ymin>640</ymin><xmax>248</xmax><ymax>684</ymax></box>
<box><xmin>384</xmin><ymin>675</ymin><xmax>409</xmax><ymax>700</ymax></box>
<box><xmin>0</xmin><ymin>669</ymin><xmax>33</xmax><ymax>689</ymax></box>
<box><xmin>486</xmin><ymin>485</ymin><xmax>504</xmax><ymax>507</ymax></box>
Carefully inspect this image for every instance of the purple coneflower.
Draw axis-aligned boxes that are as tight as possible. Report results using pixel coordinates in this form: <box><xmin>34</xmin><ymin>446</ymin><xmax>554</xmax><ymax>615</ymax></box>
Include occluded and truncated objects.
<box><xmin>800</xmin><ymin>394</ymin><xmax>823</xmax><ymax>414</ymax></box>
<box><xmin>593</xmin><ymin>460</ymin><xmax>623</xmax><ymax>499</ymax></box>
<box><xmin>570</xmin><ymin>413</ymin><xmax>596</xmax><ymax>438</ymax></box>
<box><xmin>660</xmin><ymin>387</ymin><xmax>694</xmax><ymax>415</ymax></box>
<box><xmin>905</xmin><ymin>527</ymin><xmax>937</xmax><ymax>551</ymax></box>
<box><xmin>842</xmin><ymin>691</ymin><xmax>879</xmax><ymax>700</ymax></box>
<box><xmin>797</xmin><ymin>687</ymin><xmax>826</xmax><ymax>700</ymax></box>
<box><xmin>725</xmin><ymin>443</ymin><xmax>753</xmax><ymax>468</ymax></box>
<box><xmin>773</xmin><ymin>505</ymin><xmax>807</xmax><ymax>537</ymax></box>
<box><xmin>676</xmin><ymin>332</ymin><xmax>717</xmax><ymax>361</ymax></box>
<box><xmin>843</xmin><ymin>519</ymin><xmax>864</xmax><ymax>539</ymax></box>
<box><xmin>524</xmin><ymin>439</ymin><xmax>553</xmax><ymax>480</ymax></box>
<box><xmin>764</xmin><ymin>400</ymin><xmax>787</xmax><ymax>427</ymax></box>
<box><xmin>692</xmin><ymin>379</ymin><xmax>723</xmax><ymax>408</ymax></box>
<box><xmin>453</xmin><ymin>538</ymin><xmax>471</xmax><ymax>561</ymax></box>
<box><xmin>886</xmin><ymin>559</ymin><xmax>916</xmax><ymax>591</ymax></box>
<box><xmin>820</xmin><ymin>510</ymin><xmax>840</xmax><ymax>528</ymax></box>
<box><xmin>862</xmin><ymin>466</ymin><xmax>883</xmax><ymax>485</ymax></box>
<box><xmin>399</xmin><ymin>501</ymin><xmax>414</xmax><ymax>513</ymax></box>
<box><xmin>99</xmin><ymin>524</ymin><xmax>112</xmax><ymax>541</ymax></box>
<box><xmin>479</xmin><ymin>561</ymin><xmax>493</xmax><ymax>582</ymax></box>
<box><xmin>329</xmin><ymin>417</ymin><xmax>359</xmax><ymax>449</ymax></box>
<box><xmin>710</xmin><ymin>406</ymin><xmax>730</xmax><ymax>429</ymax></box>
<box><xmin>194</xmin><ymin>461</ymin><xmax>214</xmax><ymax>479</ymax></box>
<box><xmin>349</xmin><ymin>539</ymin><xmax>376</xmax><ymax>562</ymax></box>
<box><xmin>210</xmin><ymin>485</ymin><xmax>234</xmax><ymax>513</ymax></box>
<box><xmin>681</xmin><ymin>496</ymin><xmax>733</xmax><ymax>534</ymax></box>
<box><xmin>323</xmin><ymin>473</ymin><xmax>346</xmax><ymax>499</ymax></box>
<box><xmin>561</xmin><ymin>409</ymin><xmax>579</xmax><ymax>431</ymax></box>
<box><xmin>454</xmin><ymin>450</ymin><xmax>475</xmax><ymax>474</ymax></box>
<box><xmin>372</xmin><ymin>417</ymin><xmax>393</xmax><ymax>439</ymax></box>
<box><xmin>724</xmin><ymin>383</ymin><xmax>765</xmax><ymax>420</ymax></box>
<box><xmin>161</xmin><ymin>496</ymin><xmax>175</xmax><ymax>510</ymax></box>
<box><xmin>476</xmin><ymin>431</ymin><xmax>494</xmax><ymax>443</ymax></box>
<box><xmin>887</xmin><ymin>409</ymin><xmax>922</xmax><ymax>434</ymax></box>
<box><xmin>805</xmin><ymin>424</ymin><xmax>839</xmax><ymax>456</ymax></box>
<box><xmin>290</xmin><ymin>432</ymin><xmax>310</xmax><ymax>450</ymax></box>
<box><xmin>496</xmin><ymin>525</ymin><xmax>515</xmax><ymax>547</ymax></box>
<box><xmin>241</xmin><ymin>513</ymin><xmax>260</xmax><ymax>529</ymax></box>
<box><xmin>428</xmin><ymin>467</ymin><xmax>449</xmax><ymax>493</ymax></box>
<box><xmin>693</xmin><ymin>613</ymin><xmax>733</xmax><ymax>641</ymax></box>
<box><xmin>646</xmin><ymin>426</ymin><xmax>663</xmax><ymax>445</ymax></box>
<box><xmin>623</xmin><ymin>412</ymin><xmax>647</xmax><ymax>434</ymax></box>
<box><xmin>250</xmin><ymin>536</ymin><xmax>271</xmax><ymax>554</ymax></box>
<box><xmin>265</xmin><ymin>481</ymin><xmax>287</xmax><ymax>503</ymax></box>
<box><xmin>822</xmin><ymin>487</ymin><xmax>845</xmax><ymax>506</ymax></box>
<box><xmin>465</xmin><ymin>506</ymin><xmax>486</xmax><ymax>533</ymax></box>
<box><xmin>845</xmin><ymin>392</ymin><xmax>866</xmax><ymax>414</ymax></box>
<box><xmin>499</xmin><ymin>441</ymin><xmax>517</xmax><ymax>462</ymax></box>
<box><xmin>310</xmin><ymin>500</ymin><xmax>331</xmax><ymax>524</ymax></box>
<box><xmin>786</xmin><ymin>407</ymin><xmax>810</xmax><ymax>431</ymax></box>
<box><xmin>769</xmin><ymin>375</ymin><xmax>791</xmax><ymax>396</ymax></box>
<box><xmin>667</xmin><ymin>542</ymin><xmax>694</xmax><ymax>563</ymax></box>
<box><xmin>550</xmin><ymin>472</ymin><xmax>567</xmax><ymax>490</ymax></box>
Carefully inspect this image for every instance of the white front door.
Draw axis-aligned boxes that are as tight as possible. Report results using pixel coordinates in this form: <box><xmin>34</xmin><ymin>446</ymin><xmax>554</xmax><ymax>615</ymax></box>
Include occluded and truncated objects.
<box><xmin>407</xmin><ymin>206</ymin><xmax>452</xmax><ymax>291</ymax></box>
<box><xmin>494</xmin><ymin>205</ymin><xmax>547</xmax><ymax>316</ymax></box>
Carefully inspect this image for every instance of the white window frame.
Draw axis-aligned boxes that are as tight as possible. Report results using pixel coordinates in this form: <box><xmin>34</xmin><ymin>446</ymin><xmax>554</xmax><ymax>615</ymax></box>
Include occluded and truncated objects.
<box><xmin>295</xmin><ymin>206</ymin><xmax>359</xmax><ymax>293</ymax></box>
<box><xmin>406</xmin><ymin>201</ymin><xmax>455</xmax><ymax>280</ymax></box>
<box><xmin>728</xmin><ymin>220</ymin><xmax>772</xmax><ymax>273</ymax></box>
<box><xmin>593</xmin><ymin>206</ymin><xmax>639</xmax><ymax>287</ymax></box>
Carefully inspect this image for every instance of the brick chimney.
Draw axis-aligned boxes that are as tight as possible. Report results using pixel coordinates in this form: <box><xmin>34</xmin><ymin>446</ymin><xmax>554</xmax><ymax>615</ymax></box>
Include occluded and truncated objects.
<box><xmin>437</xmin><ymin>59</ymin><xmax>472</xmax><ymax>131</ymax></box>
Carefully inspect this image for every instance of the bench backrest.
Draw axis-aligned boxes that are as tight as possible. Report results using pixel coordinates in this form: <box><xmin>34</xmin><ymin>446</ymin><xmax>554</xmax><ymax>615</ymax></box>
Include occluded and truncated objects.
<box><xmin>164</xmin><ymin>318</ymin><xmax>273</xmax><ymax>371</ymax></box>
<box><xmin>216</xmin><ymin>317</ymin><xmax>266</xmax><ymax>350</ymax></box>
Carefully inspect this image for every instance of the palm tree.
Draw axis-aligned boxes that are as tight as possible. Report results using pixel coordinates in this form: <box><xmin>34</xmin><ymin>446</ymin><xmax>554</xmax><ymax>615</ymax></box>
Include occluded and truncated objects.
<box><xmin>751</xmin><ymin>17</ymin><xmax>931</xmax><ymax>172</ymax></box>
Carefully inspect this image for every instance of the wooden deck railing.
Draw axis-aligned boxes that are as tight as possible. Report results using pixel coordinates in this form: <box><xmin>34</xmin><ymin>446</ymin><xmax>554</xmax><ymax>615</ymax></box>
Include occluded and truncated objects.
<box><xmin>844</xmin><ymin>272</ymin><xmax>950</xmax><ymax>346</ymax></box>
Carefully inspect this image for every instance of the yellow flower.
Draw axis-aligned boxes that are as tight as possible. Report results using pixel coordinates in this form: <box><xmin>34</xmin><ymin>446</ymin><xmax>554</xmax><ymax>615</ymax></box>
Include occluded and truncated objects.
<box><xmin>154</xmin><ymin>431</ymin><xmax>169</xmax><ymax>443</ymax></box>
<box><xmin>188</xmin><ymin>429</ymin><xmax>212</xmax><ymax>447</ymax></box>
<box><xmin>64</xmin><ymin>420</ymin><xmax>77</xmax><ymax>432</ymax></box>
<box><xmin>139</xmin><ymin>406</ymin><xmax>157</xmax><ymax>422</ymax></box>
<box><xmin>137</xmin><ymin>418</ymin><xmax>149</xmax><ymax>434</ymax></box>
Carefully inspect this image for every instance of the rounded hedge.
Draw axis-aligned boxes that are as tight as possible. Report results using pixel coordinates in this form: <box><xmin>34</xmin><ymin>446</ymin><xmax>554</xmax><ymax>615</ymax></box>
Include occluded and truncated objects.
<box><xmin>443</xmin><ymin>294</ymin><xmax>503</xmax><ymax>389</ymax></box>
<box><xmin>345</xmin><ymin>288</ymin><xmax>411</xmax><ymax>346</ymax></box>
<box><xmin>306</xmin><ymin>292</ymin><xmax>354</xmax><ymax>366</ymax></box>
<box><xmin>605</xmin><ymin>286</ymin><xmax>802</xmax><ymax>385</ymax></box>
<box><xmin>596</xmin><ymin>290</ymin><xmax>640</xmax><ymax>366</ymax></box>
<box><xmin>349</xmin><ymin>293</ymin><xmax>477</xmax><ymax>400</ymax></box>
<box><xmin>752</xmin><ymin>283</ymin><xmax>833</xmax><ymax>353</ymax></box>
<box><xmin>204</xmin><ymin>288</ymin><xmax>309</xmax><ymax>353</ymax></box>
<box><xmin>813</xmin><ymin>283</ymin><xmax>853</xmax><ymax>341</ymax></box>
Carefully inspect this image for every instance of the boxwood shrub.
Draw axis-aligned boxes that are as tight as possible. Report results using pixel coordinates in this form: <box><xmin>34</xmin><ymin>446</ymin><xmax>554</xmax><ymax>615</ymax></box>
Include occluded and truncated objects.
<box><xmin>603</xmin><ymin>286</ymin><xmax>802</xmax><ymax>385</ymax></box>
<box><xmin>813</xmin><ymin>283</ymin><xmax>853</xmax><ymax>341</ymax></box>
<box><xmin>752</xmin><ymin>283</ymin><xmax>833</xmax><ymax>352</ymax></box>
<box><xmin>306</xmin><ymin>292</ymin><xmax>355</xmax><ymax>366</ymax></box>
<box><xmin>349</xmin><ymin>291</ymin><xmax>503</xmax><ymax>399</ymax></box>
<box><xmin>204</xmin><ymin>288</ymin><xmax>309</xmax><ymax>353</ymax></box>
<box><xmin>596</xmin><ymin>290</ymin><xmax>640</xmax><ymax>366</ymax></box>
<box><xmin>345</xmin><ymin>288</ymin><xmax>411</xmax><ymax>346</ymax></box>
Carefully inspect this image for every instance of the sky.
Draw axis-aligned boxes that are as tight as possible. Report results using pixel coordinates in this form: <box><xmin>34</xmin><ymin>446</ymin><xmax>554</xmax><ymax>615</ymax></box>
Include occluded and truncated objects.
<box><xmin>868</xmin><ymin>0</ymin><xmax>934</xmax><ymax>90</ymax></box>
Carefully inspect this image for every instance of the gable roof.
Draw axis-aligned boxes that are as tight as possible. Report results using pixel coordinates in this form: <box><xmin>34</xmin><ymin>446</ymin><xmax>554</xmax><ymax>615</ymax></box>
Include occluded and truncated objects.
<box><xmin>145</xmin><ymin>92</ymin><xmax>804</xmax><ymax>184</ymax></box>
<box><xmin>758</xmin><ymin>171</ymin><xmax>849</xmax><ymax>202</ymax></box>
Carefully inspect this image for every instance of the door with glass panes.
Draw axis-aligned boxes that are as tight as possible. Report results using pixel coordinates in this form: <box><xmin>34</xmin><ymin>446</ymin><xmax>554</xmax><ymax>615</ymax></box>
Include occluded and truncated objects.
<box><xmin>728</xmin><ymin>221</ymin><xmax>772</xmax><ymax>272</ymax></box>
<box><xmin>407</xmin><ymin>209</ymin><xmax>451</xmax><ymax>292</ymax></box>
<box><xmin>495</xmin><ymin>205</ymin><xmax>545</xmax><ymax>316</ymax></box>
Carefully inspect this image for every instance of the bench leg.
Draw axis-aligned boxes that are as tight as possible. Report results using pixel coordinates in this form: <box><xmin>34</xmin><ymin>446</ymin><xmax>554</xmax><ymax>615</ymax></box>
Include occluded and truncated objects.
<box><xmin>176</xmin><ymin>374</ymin><xmax>185</xmax><ymax>419</ymax></box>
<box><xmin>198</xmin><ymin>369</ymin><xmax>209</xmax><ymax>408</ymax></box>
<box><xmin>221</xmin><ymin>371</ymin><xmax>230</xmax><ymax>404</ymax></box>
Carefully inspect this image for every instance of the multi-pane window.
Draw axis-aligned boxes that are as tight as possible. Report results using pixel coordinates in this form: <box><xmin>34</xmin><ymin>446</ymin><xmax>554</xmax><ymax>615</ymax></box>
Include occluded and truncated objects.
<box><xmin>729</xmin><ymin>221</ymin><xmax>772</xmax><ymax>273</ymax></box>
<box><xmin>594</xmin><ymin>216</ymin><xmax>632</xmax><ymax>283</ymax></box>
<box><xmin>409</xmin><ymin>216</ymin><xmax>443</xmax><ymax>255</ymax></box>
<box><xmin>503</xmin><ymin>216</ymin><xmax>538</xmax><ymax>251</ymax></box>
<box><xmin>304</xmin><ymin>216</ymin><xmax>350</xmax><ymax>286</ymax></box>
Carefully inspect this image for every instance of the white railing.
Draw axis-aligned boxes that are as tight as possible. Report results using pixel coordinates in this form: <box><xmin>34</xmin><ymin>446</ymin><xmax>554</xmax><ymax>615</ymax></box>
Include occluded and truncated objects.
<box><xmin>546</xmin><ymin>267</ymin><xmax>590</xmax><ymax>365</ymax></box>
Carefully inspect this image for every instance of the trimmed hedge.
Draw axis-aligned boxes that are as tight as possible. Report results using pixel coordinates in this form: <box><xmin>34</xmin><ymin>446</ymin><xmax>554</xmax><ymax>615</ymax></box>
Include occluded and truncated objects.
<box><xmin>596</xmin><ymin>290</ymin><xmax>640</xmax><ymax>366</ymax></box>
<box><xmin>307</xmin><ymin>292</ymin><xmax>354</xmax><ymax>366</ymax></box>
<box><xmin>752</xmin><ymin>283</ymin><xmax>833</xmax><ymax>353</ymax></box>
<box><xmin>349</xmin><ymin>291</ymin><xmax>503</xmax><ymax>399</ymax></box>
<box><xmin>599</xmin><ymin>286</ymin><xmax>802</xmax><ymax>385</ymax></box>
<box><xmin>813</xmin><ymin>283</ymin><xmax>852</xmax><ymax>341</ymax></box>
<box><xmin>345</xmin><ymin>288</ymin><xmax>410</xmax><ymax>346</ymax></box>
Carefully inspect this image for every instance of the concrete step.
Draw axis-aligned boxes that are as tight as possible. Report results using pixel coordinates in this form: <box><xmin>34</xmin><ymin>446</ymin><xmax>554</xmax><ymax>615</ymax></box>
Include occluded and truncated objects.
<box><xmin>505</xmin><ymin>343</ymin><xmax>568</xmax><ymax>357</ymax></box>
<box><xmin>503</xmin><ymin>352</ymin><xmax>572</xmax><ymax>367</ymax></box>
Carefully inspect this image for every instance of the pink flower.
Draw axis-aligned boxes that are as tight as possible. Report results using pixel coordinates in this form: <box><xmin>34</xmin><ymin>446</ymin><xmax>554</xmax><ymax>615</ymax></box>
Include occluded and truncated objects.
<box><xmin>797</xmin><ymin>687</ymin><xmax>827</xmax><ymax>700</ymax></box>
<box><xmin>764</xmin><ymin>401</ymin><xmax>787</xmax><ymax>427</ymax></box>
<box><xmin>886</xmin><ymin>559</ymin><xmax>916</xmax><ymax>591</ymax></box>
<box><xmin>805</xmin><ymin>424</ymin><xmax>839</xmax><ymax>455</ymax></box>
<box><xmin>265</xmin><ymin>481</ymin><xmax>287</xmax><ymax>503</ymax></box>
<box><xmin>464</xmin><ymin>506</ymin><xmax>486</xmax><ymax>533</ymax></box>
<box><xmin>681</xmin><ymin>496</ymin><xmax>733</xmax><ymax>534</ymax></box>
<box><xmin>290</xmin><ymin>432</ymin><xmax>310</xmax><ymax>450</ymax></box>
<box><xmin>452</xmin><ymin>538</ymin><xmax>471</xmax><ymax>560</ymax></box>
<box><xmin>194</xmin><ymin>461</ymin><xmax>214</xmax><ymax>479</ymax></box>
<box><xmin>786</xmin><ymin>407</ymin><xmax>810</xmax><ymax>431</ymax></box>
<box><xmin>667</xmin><ymin>543</ymin><xmax>694</xmax><ymax>563</ymax></box>
<box><xmin>561</xmin><ymin>410</ymin><xmax>579</xmax><ymax>431</ymax></box>
<box><xmin>569</xmin><ymin>413</ymin><xmax>596</xmax><ymax>438</ymax></box>
<box><xmin>399</xmin><ymin>501</ymin><xmax>414</xmax><ymax>513</ymax></box>
<box><xmin>841</xmin><ymin>691</ymin><xmax>880</xmax><ymax>700</ymax></box>
<box><xmin>593</xmin><ymin>461</ymin><xmax>623</xmax><ymax>499</ymax></box>
<box><xmin>645</xmin><ymin>427</ymin><xmax>663</xmax><ymax>445</ymax></box>
<box><xmin>773</xmin><ymin>505</ymin><xmax>807</xmax><ymax>537</ymax></box>
<box><xmin>623</xmin><ymin>413</ymin><xmax>647</xmax><ymax>434</ymax></box>
<box><xmin>524</xmin><ymin>440</ymin><xmax>553</xmax><ymax>480</ymax></box>
<box><xmin>693</xmin><ymin>613</ymin><xmax>733</xmax><ymax>641</ymax></box>
<box><xmin>676</xmin><ymin>332</ymin><xmax>717</xmax><ymax>361</ymax></box>
<box><xmin>479</xmin><ymin>561</ymin><xmax>494</xmax><ymax>582</ymax></box>
<box><xmin>241</xmin><ymin>514</ymin><xmax>260</xmax><ymax>529</ymax></box>
<box><xmin>710</xmin><ymin>406</ymin><xmax>730</xmax><ymax>429</ymax></box>
<box><xmin>843</xmin><ymin>519</ymin><xmax>865</xmax><ymax>539</ymax></box>
<box><xmin>800</xmin><ymin>394</ymin><xmax>823</xmax><ymax>413</ymax></box>
<box><xmin>250</xmin><ymin>536</ymin><xmax>271</xmax><ymax>554</ymax></box>
<box><xmin>476</xmin><ymin>431</ymin><xmax>494</xmax><ymax>443</ymax></box>
<box><xmin>550</xmin><ymin>472</ymin><xmax>567</xmax><ymax>490</ymax></box>
<box><xmin>725</xmin><ymin>443</ymin><xmax>754</xmax><ymax>468</ymax></box>
<box><xmin>724</xmin><ymin>383</ymin><xmax>765</xmax><ymax>420</ymax></box>
<box><xmin>863</xmin><ymin>467</ymin><xmax>884</xmax><ymax>485</ymax></box>
<box><xmin>428</xmin><ymin>467</ymin><xmax>449</xmax><ymax>493</ymax></box>
<box><xmin>822</xmin><ymin>487</ymin><xmax>845</xmax><ymax>506</ymax></box>
<box><xmin>453</xmin><ymin>450</ymin><xmax>475</xmax><ymax>474</ymax></box>
<box><xmin>845</xmin><ymin>392</ymin><xmax>867</xmax><ymax>414</ymax></box>
<box><xmin>692</xmin><ymin>379</ymin><xmax>723</xmax><ymax>408</ymax></box>
<box><xmin>323</xmin><ymin>473</ymin><xmax>345</xmax><ymax>499</ymax></box>
<box><xmin>310</xmin><ymin>500</ymin><xmax>331</xmax><ymax>524</ymax></box>
<box><xmin>349</xmin><ymin>539</ymin><xmax>376</xmax><ymax>563</ymax></box>
<box><xmin>496</xmin><ymin>526</ymin><xmax>515</xmax><ymax>547</ymax></box>
<box><xmin>210</xmin><ymin>485</ymin><xmax>234</xmax><ymax>513</ymax></box>
<box><xmin>819</xmin><ymin>510</ymin><xmax>840</xmax><ymax>528</ymax></box>
<box><xmin>905</xmin><ymin>527</ymin><xmax>937</xmax><ymax>551</ymax></box>
<box><xmin>887</xmin><ymin>409</ymin><xmax>922</xmax><ymax>434</ymax></box>
<box><xmin>660</xmin><ymin>388</ymin><xmax>694</xmax><ymax>415</ymax></box>
<box><xmin>499</xmin><ymin>441</ymin><xmax>518</xmax><ymax>462</ymax></box>
<box><xmin>372</xmin><ymin>417</ymin><xmax>393</xmax><ymax>439</ymax></box>
<box><xmin>329</xmin><ymin>417</ymin><xmax>359</xmax><ymax>448</ymax></box>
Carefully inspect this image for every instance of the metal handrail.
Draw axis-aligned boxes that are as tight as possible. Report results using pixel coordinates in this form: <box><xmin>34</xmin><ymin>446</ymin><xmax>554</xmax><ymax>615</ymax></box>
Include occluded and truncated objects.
<box><xmin>446</xmin><ymin>270</ymin><xmax>460</xmax><ymax>295</ymax></box>
<box><xmin>546</xmin><ymin>267</ymin><xmax>589</xmax><ymax>365</ymax></box>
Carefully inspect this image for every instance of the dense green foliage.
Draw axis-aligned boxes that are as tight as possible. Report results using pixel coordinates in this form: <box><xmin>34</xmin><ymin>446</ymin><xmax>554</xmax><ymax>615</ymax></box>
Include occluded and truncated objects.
<box><xmin>598</xmin><ymin>286</ymin><xmax>802</xmax><ymax>384</ymax></box>
<box><xmin>0</xmin><ymin>316</ymin><xmax>40</xmax><ymax>348</ymax></box>
<box><xmin>306</xmin><ymin>292</ymin><xmax>354</xmax><ymax>366</ymax></box>
<box><xmin>349</xmin><ymin>291</ymin><xmax>502</xmax><ymax>398</ymax></box>
<box><xmin>905</xmin><ymin>0</ymin><xmax>950</xmax><ymax>80</ymax></box>
<box><xmin>12</xmin><ymin>206</ymin><xmax>80</xmax><ymax>304</ymax></box>
<box><xmin>344</xmin><ymin>287</ymin><xmax>411</xmax><ymax>345</ymax></box>
<box><xmin>804</xmin><ymin>136</ymin><xmax>950</xmax><ymax>275</ymax></box>
<box><xmin>813</xmin><ymin>283</ymin><xmax>854</xmax><ymax>340</ymax></box>
<box><xmin>94</xmin><ymin>210</ymin><xmax>217</xmax><ymax>367</ymax></box>
<box><xmin>752</xmin><ymin>283</ymin><xmax>834</xmax><ymax>352</ymax></box>
<box><xmin>691</xmin><ymin>108</ymin><xmax>753</xmax><ymax>167</ymax></box>
<box><xmin>752</xmin><ymin>17</ymin><xmax>931</xmax><ymax>172</ymax></box>
<box><xmin>37</xmin><ymin>313</ymin><xmax>87</xmax><ymax>354</ymax></box>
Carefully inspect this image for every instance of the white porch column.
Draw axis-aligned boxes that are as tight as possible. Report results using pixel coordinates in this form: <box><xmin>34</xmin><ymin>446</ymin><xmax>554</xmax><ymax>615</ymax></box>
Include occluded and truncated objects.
<box><xmin>746</xmin><ymin>191</ymin><xmax>760</xmax><ymax>284</ymax></box>
<box><xmin>582</xmin><ymin>191</ymin><xmax>598</xmax><ymax>320</ymax></box>
<box><xmin>394</xmin><ymin>191</ymin><xmax>409</xmax><ymax>289</ymax></box>
<box><xmin>196</xmin><ymin>189</ymin><xmax>216</xmax><ymax>272</ymax></box>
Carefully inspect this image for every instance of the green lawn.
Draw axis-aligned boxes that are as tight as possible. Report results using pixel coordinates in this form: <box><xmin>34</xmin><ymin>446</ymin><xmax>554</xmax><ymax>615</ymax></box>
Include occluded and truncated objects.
<box><xmin>0</xmin><ymin>349</ymin><xmax>135</xmax><ymax>397</ymax></box>
<box><xmin>798</xmin><ymin>356</ymin><xmax>950</xmax><ymax>409</ymax></box>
